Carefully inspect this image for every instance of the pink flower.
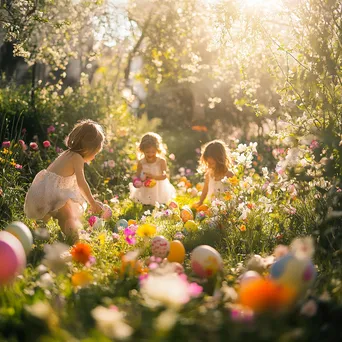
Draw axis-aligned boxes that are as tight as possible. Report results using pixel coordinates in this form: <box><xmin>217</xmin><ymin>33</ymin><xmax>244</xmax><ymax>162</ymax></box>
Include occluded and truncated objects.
<box><xmin>112</xmin><ymin>233</ymin><xmax>120</xmax><ymax>240</ymax></box>
<box><xmin>188</xmin><ymin>282</ymin><xmax>203</xmax><ymax>297</ymax></box>
<box><xmin>15</xmin><ymin>164</ymin><xmax>22</xmax><ymax>169</ymax></box>
<box><xmin>22</xmin><ymin>128</ymin><xmax>27</xmax><ymax>134</ymax></box>
<box><xmin>310</xmin><ymin>140</ymin><xmax>319</xmax><ymax>150</ymax></box>
<box><xmin>169</xmin><ymin>153</ymin><xmax>175</xmax><ymax>161</ymax></box>
<box><xmin>300</xmin><ymin>299</ymin><xmax>317</xmax><ymax>317</ymax></box>
<box><xmin>2</xmin><ymin>141</ymin><xmax>10</xmax><ymax>148</ymax></box>
<box><xmin>43</xmin><ymin>140</ymin><xmax>51</xmax><ymax>148</ymax></box>
<box><xmin>124</xmin><ymin>227</ymin><xmax>136</xmax><ymax>245</ymax></box>
<box><xmin>47</xmin><ymin>125</ymin><xmax>55</xmax><ymax>134</ymax></box>
<box><xmin>18</xmin><ymin>140</ymin><xmax>28</xmax><ymax>151</ymax></box>
<box><xmin>29</xmin><ymin>142</ymin><xmax>38</xmax><ymax>150</ymax></box>
<box><xmin>88</xmin><ymin>216</ymin><xmax>98</xmax><ymax>227</ymax></box>
<box><xmin>56</xmin><ymin>147</ymin><xmax>63</xmax><ymax>153</ymax></box>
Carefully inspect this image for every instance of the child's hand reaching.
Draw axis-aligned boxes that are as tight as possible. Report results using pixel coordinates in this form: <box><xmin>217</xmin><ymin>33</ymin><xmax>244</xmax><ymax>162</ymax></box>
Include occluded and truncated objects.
<box><xmin>145</xmin><ymin>172</ymin><xmax>154</xmax><ymax>179</ymax></box>
<box><xmin>90</xmin><ymin>200</ymin><xmax>103</xmax><ymax>214</ymax></box>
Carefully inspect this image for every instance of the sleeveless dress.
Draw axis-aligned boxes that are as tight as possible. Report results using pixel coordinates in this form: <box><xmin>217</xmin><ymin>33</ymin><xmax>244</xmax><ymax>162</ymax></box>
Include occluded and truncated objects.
<box><xmin>207</xmin><ymin>175</ymin><xmax>227</xmax><ymax>201</ymax></box>
<box><xmin>24</xmin><ymin>170</ymin><xmax>86</xmax><ymax>220</ymax></box>
<box><xmin>129</xmin><ymin>158</ymin><xmax>176</xmax><ymax>205</ymax></box>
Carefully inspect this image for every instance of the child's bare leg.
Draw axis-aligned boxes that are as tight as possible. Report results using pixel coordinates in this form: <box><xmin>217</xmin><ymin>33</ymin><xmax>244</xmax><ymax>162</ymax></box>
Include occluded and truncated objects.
<box><xmin>55</xmin><ymin>201</ymin><xmax>80</xmax><ymax>244</ymax></box>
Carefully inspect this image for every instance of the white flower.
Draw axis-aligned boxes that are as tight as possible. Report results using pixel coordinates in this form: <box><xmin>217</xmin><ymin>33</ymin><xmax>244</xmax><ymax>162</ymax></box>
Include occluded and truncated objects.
<box><xmin>108</xmin><ymin>160</ymin><xmax>115</xmax><ymax>168</ymax></box>
<box><xmin>144</xmin><ymin>210</ymin><xmax>151</xmax><ymax>216</ymax></box>
<box><xmin>249</xmin><ymin>142</ymin><xmax>258</xmax><ymax>153</ymax></box>
<box><xmin>262</xmin><ymin>167</ymin><xmax>269</xmax><ymax>179</ymax></box>
<box><xmin>42</xmin><ymin>243</ymin><xmax>70</xmax><ymax>274</ymax></box>
<box><xmin>140</xmin><ymin>273</ymin><xmax>190</xmax><ymax>310</ymax></box>
<box><xmin>38</xmin><ymin>273</ymin><xmax>54</xmax><ymax>288</ymax></box>
<box><xmin>290</xmin><ymin>237</ymin><xmax>315</xmax><ymax>259</ymax></box>
<box><xmin>91</xmin><ymin>306</ymin><xmax>133</xmax><ymax>340</ymax></box>
<box><xmin>237</xmin><ymin>144</ymin><xmax>248</xmax><ymax>153</ymax></box>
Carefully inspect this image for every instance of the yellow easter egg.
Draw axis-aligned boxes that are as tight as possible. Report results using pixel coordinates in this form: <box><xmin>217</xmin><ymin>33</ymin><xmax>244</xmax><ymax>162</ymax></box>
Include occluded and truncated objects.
<box><xmin>184</xmin><ymin>220</ymin><xmax>198</xmax><ymax>232</ymax></box>
<box><xmin>167</xmin><ymin>240</ymin><xmax>186</xmax><ymax>264</ymax></box>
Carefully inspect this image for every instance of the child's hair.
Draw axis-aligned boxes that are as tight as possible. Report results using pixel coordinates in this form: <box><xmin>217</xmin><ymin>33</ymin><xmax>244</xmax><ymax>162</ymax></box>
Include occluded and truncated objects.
<box><xmin>200</xmin><ymin>140</ymin><xmax>232</xmax><ymax>175</ymax></box>
<box><xmin>138</xmin><ymin>132</ymin><xmax>166</xmax><ymax>157</ymax></box>
<box><xmin>65</xmin><ymin>119</ymin><xmax>105</xmax><ymax>158</ymax></box>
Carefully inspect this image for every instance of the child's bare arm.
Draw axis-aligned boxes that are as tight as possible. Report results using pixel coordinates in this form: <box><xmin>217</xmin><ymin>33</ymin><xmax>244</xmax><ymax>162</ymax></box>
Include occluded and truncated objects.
<box><xmin>197</xmin><ymin>172</ymin><xmax>209</xmax><ymax>205</ymax></box>
<box><xmin>73</xmin><ymin>154</ymin><xmax>102</xmax><ymax>213</ymax></box>
<box><xmin>136</xmin><ymin>160</ymin><xmax>142</xmax><ymax>178</ymax></box>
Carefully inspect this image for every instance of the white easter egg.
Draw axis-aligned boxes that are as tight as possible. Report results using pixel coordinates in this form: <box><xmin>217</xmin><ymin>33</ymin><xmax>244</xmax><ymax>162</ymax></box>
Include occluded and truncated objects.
<box><xmin>191</xmin><ymin>245</ymin><xmax>223</xmax><ymax>278</ymax></box>
<box><xmin>101</xmin><ymin>204</ymin><xmax>112</xmax><ymax>220</ymax></box>
<box><xmin>5</xmin><ymin>221</ymin><xmax>33</xmax><ymax>255</ymax></box>
<box><xmin>151</xmin><ymin>236</ymin><xmax>170</xmax><ymax>258</ymax></box>
<box><xmin>239</xmin><ymin>270</ymin><xmax>262</xmax><ymax>286</ymax></box>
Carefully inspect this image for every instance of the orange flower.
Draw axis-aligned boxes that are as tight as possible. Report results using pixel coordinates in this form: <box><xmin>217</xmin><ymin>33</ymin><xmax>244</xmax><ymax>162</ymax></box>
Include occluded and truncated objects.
<box><xmin>191</xmin><ymin>125</ymin><xmax>208</xmax><ymax>132</ymax></box>
<box><xmin>72</xmin><ymin>271</ymin><xmax>93</xmax><ymax>287</ymax></box>
<box><xmin>71</xmin><ymin>243</ymin><xmax>92</xmax><ymax>264</ymax></box>
<box><xmin>247</xmin><ymin>203</ymin><xmax>254</xmax><ymax>209</ymax></box>
<box><xmin>240</xmin><ymin>225</ymin><xmax>247</xmax><ymax>232</ymax></box>
<box><xmin>224</xmin><ymin>192</ymin><xmax>232</xmax><ymax>201</ymax></box>
<box><xmin>239</xmin><ymin>279</ymin><xmax>296</xmax><ymax>312</ymax></box>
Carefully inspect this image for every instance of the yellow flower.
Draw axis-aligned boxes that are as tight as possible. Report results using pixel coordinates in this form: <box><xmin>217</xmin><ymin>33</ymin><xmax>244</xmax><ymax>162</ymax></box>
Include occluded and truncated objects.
<box><xmin>0</xmin><ymin>157</ymin><xmax>4</xmax><ymax>163</ymax></box>
<box><xmin>98</xmin><ymin>232</ymin><xmax>106</xmax><ymax>246</ymax></box>
<box><xmin>228</xmin><ymin>176</ymin><xmax>239</xmax><ymax>186</ymax></box>
<box><xmin>104</xmin><ymin>178</ymin><xmax>110</xmax><ymax>184</ymax></box>
<box><xmin>72</xmin><ymin>271</ymin><xmax>93</xmax><ymax>287</ymax></box>
<box><xmin>131</xmin><ymin>164</ymin><xmax>137</xmax><ymax>171</ymax></box>
<box><xmin>137</xmin><ymin>224</ymin><xmax>156</xmax><ymax>238</ymax></box>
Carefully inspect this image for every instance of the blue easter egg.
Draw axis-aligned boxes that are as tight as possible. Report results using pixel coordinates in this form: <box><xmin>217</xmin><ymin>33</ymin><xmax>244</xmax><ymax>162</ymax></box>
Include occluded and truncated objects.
<box><xmin>270</xmin><ymin>253</ymin><xmax>316</xmax><ymax>296</ymax></box>
<box><xmin>115</xmin><ymin>219</ymin><xmax>128</xmax><ymax>230</ymax></box>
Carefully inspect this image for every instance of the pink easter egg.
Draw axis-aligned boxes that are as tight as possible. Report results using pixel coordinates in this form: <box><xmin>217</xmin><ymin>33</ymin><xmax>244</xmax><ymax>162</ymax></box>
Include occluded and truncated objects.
<box><xmin>133</xmin><ymin>177</ymin><xmax>143</xmax><ymax>188</ymax></box>
<box><xmin>101</xmin><ymin>204</ymin><xmax>112</xmax><ymax>220</ymax></box>
<box><xmin>0</xmin><ymin>231</ymin><xmax>26</xmax><ymax>285</ymax></box>
<box><xmin>151</xmin><ymin>236</ymin><xmax>170</xmax><ymax>258</ymax></box>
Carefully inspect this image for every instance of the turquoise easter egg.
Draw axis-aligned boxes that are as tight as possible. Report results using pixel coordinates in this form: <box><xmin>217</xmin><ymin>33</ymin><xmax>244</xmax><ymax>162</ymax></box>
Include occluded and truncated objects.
<box><xmin>270</xmin><ymin>253</ymin><xmax>316</xmax><ymax>296</ymax></box>
<box><xmin>0</xmin><ymin>231</ymin><xmax>26</xmax><ymax>285</ymax></box>
<box><xmin>5</xmin><ymin>221</ymin><xmax>33</xmax><ymax>255</ymax></box>
<box><xmin>115</xmin><ymin>219</ymin><xmax>128</xmax><ymax>230</ymax></box>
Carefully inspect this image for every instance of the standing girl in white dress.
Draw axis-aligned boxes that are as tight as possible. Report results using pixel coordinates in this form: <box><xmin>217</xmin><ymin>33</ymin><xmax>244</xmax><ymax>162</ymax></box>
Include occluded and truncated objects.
<box><xmin>129</xmin><ymin>132</ymin><xmax>176</xmax><ymax>205</ymax></box>
<box><xmin>24</xmin><ymin>120</ymin><xmax>105</xmax><ymax>243</ymax></box>
<box><xmin>195</xmin><ymin>140</ymin><xmax>234</xmax><ymax>206</ymax></box>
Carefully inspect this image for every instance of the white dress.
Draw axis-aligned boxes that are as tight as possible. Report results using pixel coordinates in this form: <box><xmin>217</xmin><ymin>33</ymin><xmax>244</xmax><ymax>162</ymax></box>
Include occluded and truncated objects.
<box><xmin>207</xmin><ymin>175</ymin><xmax>226</xmax><ymax>201</ymax></box>
<box><xmin>24</xmin><ymin>170</ymin><xmax>86</xmax><ymax>220</ymax></box>
<box><xmin>129</xmin><ymin>158</ymin><xmax>176</xmax><ymax>205</ymax></box>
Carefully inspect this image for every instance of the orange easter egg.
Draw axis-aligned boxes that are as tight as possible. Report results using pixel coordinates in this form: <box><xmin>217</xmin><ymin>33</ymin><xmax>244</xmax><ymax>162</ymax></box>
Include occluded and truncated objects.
<box><xmin>167</xmin><ymin>240</ymin><xmax>186</xmax><ymax>264</ymax></box>
<box><xmin>128</xmin><ymin>219</ymin><xmax>137</xmax><ymax>226</ymax></box>
<box><xmin>180</xmin><ymin>206</ymin><xmax>193</xmax><ymax>223</ymax></box>
<box><xmin>197</xmin><ymin>204</ymin><xmax>209</xmax><ymax>213</ymax></box>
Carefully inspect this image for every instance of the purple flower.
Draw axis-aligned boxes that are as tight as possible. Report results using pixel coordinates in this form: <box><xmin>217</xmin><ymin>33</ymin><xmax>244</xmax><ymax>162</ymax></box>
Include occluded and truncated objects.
<box><xmin>47</xmin><ymin>125</ymin><xmax>55</xmax><ymax>134</ymax></box>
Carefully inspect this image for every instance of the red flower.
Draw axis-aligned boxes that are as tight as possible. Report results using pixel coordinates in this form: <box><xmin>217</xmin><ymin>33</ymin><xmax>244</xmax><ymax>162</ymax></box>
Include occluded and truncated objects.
<box><xmin>71</xmin><ymin>243</ymin><xmax>92</xmax><ymax>264</ymax></box>
<box><xmin>43</xmin><ymin>140</ymin><xmax>51</xmax><ymax>148</ymax></box>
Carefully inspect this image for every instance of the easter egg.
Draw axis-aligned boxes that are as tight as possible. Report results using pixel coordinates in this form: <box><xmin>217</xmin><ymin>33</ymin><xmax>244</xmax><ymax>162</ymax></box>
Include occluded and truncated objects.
<box><xmin>93</xmin><ymin>218</ymin><xmax>105</xmax><ymax>230</ymax></box>
<box><xmin>116</xmin><ymin>219</ymin><xmax>128</xmax><ymax>230</ymax></box>
<box><xmin>270</xmin><ymin>253</ymin><xmax>316</xmax><ymax>296</ymax></box>
<box><xmin>191</xmin><ymin>245</ymin><xmax>223</xmax><ymax>278</ymax></box>
<box><xmin>167</xmin><ymin>240</ymin><xmax>186</xmax><ymax>264</ymax></box>
<box><xmin>101</xmin><ymin>204</ymin><xmax>112</xmax><ymax>220</ymax></box>
<box><xmin>180</xmin><ymin>206</ymin><xmax>193</xmax><ymax>223</ymax></box>
<box><xmin>184</xmin><ymin>220</ymin><xmax>199</xmax><ymax>232</ymax></box>
<box><xmin>168</xmin><ymin>201</ymin><xmax>179</xmax><ymax>209</ymax></box>
<box><xmin>197</xmin><ymin>204</ymin><xmax>209</xmax><ymax>213</ymax></box>
<box><xmin>128</xmin><ymin>219</ymin><xmax>137</xmax><ymax>226</ymax></box>
<box><xmin>0</xmin><ymin>231</ymin><xmax>26</xmax><ymax>285</ymax></box>
<box><xmin>151</xmin><ymin>236</ymin><xmax>170</xmax><ymax>258</ymax></box>
<box><xmin>144</xmin><ymin>179</ymin><xmax>156</xmax><ymax>188</ymax></box>
<box><xmin>5</xmin><ymin>221</ymin><xmax>33</xmax><ymax>255</ymax></box>
<box><xmin>239</xmin><ymin>270</ymin><xmax>262</xmax><ymax>286</ymax></box>
<box><xmin>133</xmin><ymin>177</ymin><xmax>143</xmax><ymax>188</ymax></box>
<box><xmin>190</xmin><ymin>188</ymin><xmax>198</xmax><ymax>197</ymax></box>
